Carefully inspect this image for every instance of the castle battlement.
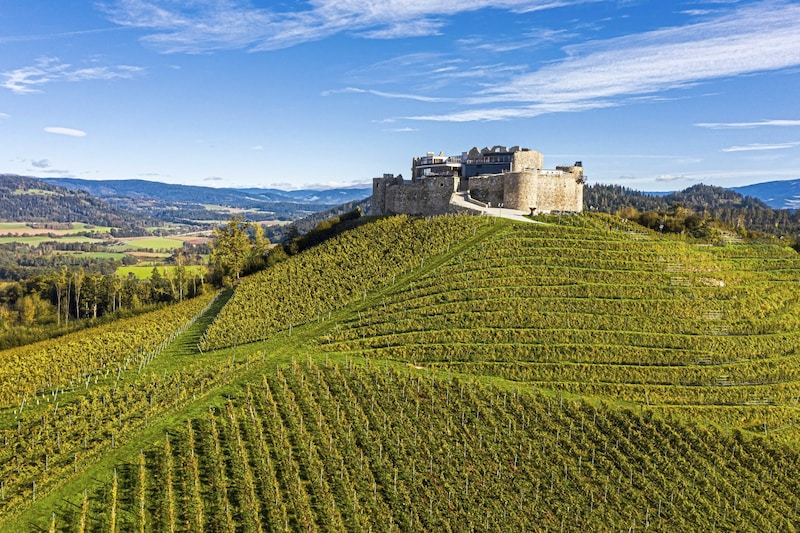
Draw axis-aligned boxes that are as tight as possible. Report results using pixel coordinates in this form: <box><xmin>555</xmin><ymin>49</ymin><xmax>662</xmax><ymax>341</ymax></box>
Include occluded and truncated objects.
<box><xmin>373</xmin><ymin>146</ymin><xmax>584</xmax><ymax>216</ymax></box>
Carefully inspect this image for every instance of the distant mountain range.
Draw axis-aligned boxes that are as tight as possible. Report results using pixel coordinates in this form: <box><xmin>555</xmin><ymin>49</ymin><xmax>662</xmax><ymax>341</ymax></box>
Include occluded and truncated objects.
<box><xmin>732</xmin><ymin>179</ymin><xmax>800</xmax><ymax>210</ymax></box>
<box><xmin>41</xmin><ymin>177</ymin><xmax>372</xmax><ymax>223</ymax></box>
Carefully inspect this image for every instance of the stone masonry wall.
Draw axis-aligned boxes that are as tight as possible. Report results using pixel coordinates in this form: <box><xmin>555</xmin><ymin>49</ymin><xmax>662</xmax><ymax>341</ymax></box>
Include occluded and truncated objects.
<box><xmin>502</xmin><ymin>172</ymin><xmax>538</xmax><ymax>211</ymax></box>
<box><xmin>467</xmin><ymin>175</ymin><xmax>505</xmax><ymax>207</ymax></box>
<box><xmin>372</xmin><ymin>154</ymin><xmax>583</xmax><ymax>216</ymax></box>
<box><xmin>511</xmin><ymin>150</ymin><xmax>543</xmax><ymax>172</ymax></box>
<box><xmin>373</xmin><ymin>175</ymin><xmax>458</xmax><ymax>216</ymax></box>
<box><xmin>535</xmin><ymin>169</ymin><xmax>583</xmax><ymax>212</ymax></box>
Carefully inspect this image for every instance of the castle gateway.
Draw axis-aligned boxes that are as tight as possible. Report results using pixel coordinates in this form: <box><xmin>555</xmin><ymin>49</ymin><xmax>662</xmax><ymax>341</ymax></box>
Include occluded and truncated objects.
<box><xmin>372</xmin><ymin>145</ymin><xmax>584</xmax><ymax>216</ymax></box>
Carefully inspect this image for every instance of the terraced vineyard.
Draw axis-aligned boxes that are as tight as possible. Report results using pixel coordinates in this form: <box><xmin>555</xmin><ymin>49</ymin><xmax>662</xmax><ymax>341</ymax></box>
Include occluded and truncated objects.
<box><xmin>58</xmin><ymin>360</ymin><xmax>800</xmax><ymax>532</ymax></box>
<box><xmin>2</xmin><ymin>213</ymin><xmax>800</xmax><ymax>531</ymax></box>
<box><xmin>321</xmin><ymin>215</ymin><xmax>800</xmax><ymax>436</ymax></box>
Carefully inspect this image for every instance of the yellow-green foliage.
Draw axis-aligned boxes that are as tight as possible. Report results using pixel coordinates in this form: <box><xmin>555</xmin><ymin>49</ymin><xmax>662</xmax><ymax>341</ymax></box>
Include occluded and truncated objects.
<box><xmin>66</xmin><ymin>360</ymin><xmax>800</xmax><ymax>531</ymax></box>
<box><xmin>322</xmin><ymin>218</ymin><xmax>800</xmax><ymax>420</ymax></box>
<box><xmin>200</xmin><ymin>215</ymin><xmax>491</xmax><ymax>350</ymax></box>
<box><xmin>0</xmin><ymin>291</ymin><xmax>216</xmax><ymax>407</ymax></box>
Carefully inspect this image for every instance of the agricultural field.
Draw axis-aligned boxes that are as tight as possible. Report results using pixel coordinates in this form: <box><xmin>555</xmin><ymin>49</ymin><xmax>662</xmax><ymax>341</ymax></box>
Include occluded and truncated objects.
<box><xmin>0</xmin><ymin>222</ymin><xmax>113</xmax><ymax>238</ymax></box>
<box><xmin>2</xmin><ymin>213</ymin><xmax>800</xmax><ymax>531</ymax></box>
<box><xmin>117</xmin><ymin>264</ymin><xmax>207</xmax><ymax>279</ymax></box>
<box><xmin>0</xmin><ymin>235</ymin><xmax>106</xmax><ymax>245</ymax></box>
<box><xmin>114</xmin><ymin>236</ymin><xmax>188</xmax><ymax>251</ymax></box>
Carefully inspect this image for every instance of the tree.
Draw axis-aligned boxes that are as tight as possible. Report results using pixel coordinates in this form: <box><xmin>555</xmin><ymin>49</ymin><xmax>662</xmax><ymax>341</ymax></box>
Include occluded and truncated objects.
<box><xmin>52</xmin><ymin>267</ymin><xmax>69</xmax><ymax>326</ymax></box>
<box><xmin>73</xmin><ymin>268</ymin><xmax>85</xmax><ymax>320</ymax></box>
<box><xmin>210</xmin><ymin>216</ymin><xmax>253</xmax><ymax>285</ymax></box>
<box><xmin>173</xmin><ymin>249</ymin><xmax>188</xmax><ymax>301</ymax></box>
<box><xmin>17</xmin><ymin>294</ymin><xmax>36</xmax><ymax>325</ymax></box>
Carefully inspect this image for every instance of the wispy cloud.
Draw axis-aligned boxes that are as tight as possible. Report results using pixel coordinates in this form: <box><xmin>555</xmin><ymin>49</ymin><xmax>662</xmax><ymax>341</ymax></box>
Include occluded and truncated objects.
<box><xmin>0</xmin><ymin>27</ymin><xmax>128</xmax><ymax>45</ymax></box>
<box><xmin>655</xmin><ymin>174</ymin><xmax>700</xmax><ymax>182</ymax></box>
<box><xmin>696</xmin><ymin>119</ymin><xmax>800</xmax><ymax>129</ymax></box>
<box><xmin>323</xmin><ymin>87</ymin><xmax>450</xmax><ymax>103</ymax></box>
<box><xmin>31</xmin><ymin>159</ymin><xmax>51</xmax><ymax>168</ymax></box>
<box><xmin>44</xmin><ymin>126</ymin><xmax>87</xmax><ymax>137</ymax></box>
<box><xmin>101</xmin><ymin>0</ymin><xmax>590</xmax><ymax>53</ymax></box>
<box><xmin>406</xmin><ymin>1</ymin><xmax>800</xmax><ymax>121</ymax></box>
<box><xmin>357</xmin><ymin>19</ymin><xmax>447</xmax><ymax>40</ymax></box>
<box><xmin>1</xmin><ymin>57</ymin><xmax>143</xmax><ymax>94</ymax></box>
<box><xmin>383</xmin><ymin>127</ymin><xmax>419</xmax><ymax>132</ymax></box>
<box><xmin>0</xmin><ymin>112</ymin><xmax>8</xmax><ymax>119</ymax></box>
<box><xmin>722</xmin><ymin>142</ymin><xmax>800</xmax><ymax>152</ymax></box>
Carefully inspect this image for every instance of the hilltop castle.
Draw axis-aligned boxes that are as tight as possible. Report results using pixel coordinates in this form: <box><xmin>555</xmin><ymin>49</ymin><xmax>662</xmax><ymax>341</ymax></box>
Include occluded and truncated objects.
<box><xmin>372</xmin><ymin>145</ymin><xmax>584</xmax><ymax>216</ymax></box>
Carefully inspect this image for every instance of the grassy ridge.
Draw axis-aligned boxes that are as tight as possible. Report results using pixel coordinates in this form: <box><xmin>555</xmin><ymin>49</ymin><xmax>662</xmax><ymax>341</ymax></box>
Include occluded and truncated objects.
<box><xmin>5</xmin><ymin>212</ymin><xmax>800</xmax><ymax>531</ymax></box>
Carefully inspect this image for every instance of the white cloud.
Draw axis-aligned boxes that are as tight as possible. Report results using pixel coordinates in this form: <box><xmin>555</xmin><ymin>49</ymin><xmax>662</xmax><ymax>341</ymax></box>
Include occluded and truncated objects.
<box><xmin>0</xmin><ymin>112</ymin><xmax>8</xmax><ymax>119</ymax></box>
<box><xmin>696</xmin><ymin>119</ymin><xmax>800</xmax><ymax>129</ymax></box>
<box><xmin>679</xmin><ymin>9</ymin><xmax>714</xmax><ymax>16</ymax></box>
<box><xmin>250</xmin><ymin>145</ymin><xmax>264</xmax><ymax>151</ymax></box>
<box><xmin>406</xmin><ymin>1</ymin><xmax>800</xmax><ymax>121</ymax></box>
<box><xmin>0</xmin><ymin>27</ymin><xmax>127</xmax><ymax>45</ymax></box>
<box><xmin>102</xmin><ymin>0</ymin><xmax>591</xmax><ymax>53</ymax></box>
<box><xmin>31</xmin><ymin>159</ymin><xmax>51</xmax><ymax>168</ymax></box>
<box><xmin>357</xmin><ymin>19</ymin><xmax>446</xmax><ymax>39</ymax></box>
<box><xmin>44</xmin><ymin>127</ymin><xmax>87</xmax><ymax>137</ymax></box>
<box><xmin>323</xmin><ymin>87</ymin><xmax>450</xmax><ymax>102</ymax></box>
<box><xmin>655</xmin><ymin>174</ymin><xmax>698</xmax><ymax>182</ymax></box>
<box><xmin>1</xmin><ymin>57</ymin><xmax>143</xmax><ymax>94</ymax></box>
<box><xmin>722</xmin><ymin>142</ymin><xmax>800</xmax><ymax>152</ymax></box>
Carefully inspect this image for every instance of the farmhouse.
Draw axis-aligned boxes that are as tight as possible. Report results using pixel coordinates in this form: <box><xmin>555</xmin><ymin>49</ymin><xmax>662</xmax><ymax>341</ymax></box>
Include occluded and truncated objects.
<box><xmin>372</xmin><ymin>145</ymin><xmax>584</xmax><ymax>216</ymax></box>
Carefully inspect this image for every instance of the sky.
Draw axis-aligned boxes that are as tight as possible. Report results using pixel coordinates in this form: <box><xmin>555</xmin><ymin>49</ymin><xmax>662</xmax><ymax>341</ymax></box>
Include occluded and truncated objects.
<box><xmin>1</xmin><ymin>0</ymin><xmax>799</xmax><ymax>191</ymax></box>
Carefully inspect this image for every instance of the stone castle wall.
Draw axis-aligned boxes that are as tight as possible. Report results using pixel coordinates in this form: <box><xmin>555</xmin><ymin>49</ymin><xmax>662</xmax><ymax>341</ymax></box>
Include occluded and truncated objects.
<box><xmin>503</xmin><ymin>172</ymin><xmax>538</xmax><ymax>211</ymax></box>
<box><xmin>467</xmin><ymin>175</ymin><xmax>505</xmax><ymax>207</ymax></box>
<box><xmin>372</xmin><ymin>175</ymin><xmax>459</xmax><ymax>216</ymax></box>
<box><xmin>511</xmin><ymin>150</ymin><xmax>543</xmax><ymax>172</ymax></box>
<box><xmin>372</xmin><ymin>149</ymin><xmax>584</xmax><ymax>216</ymax></box>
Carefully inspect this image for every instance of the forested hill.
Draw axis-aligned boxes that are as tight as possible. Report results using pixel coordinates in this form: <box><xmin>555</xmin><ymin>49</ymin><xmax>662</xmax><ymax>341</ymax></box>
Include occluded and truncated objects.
<box><xmin>0</xmin><ymin>174</ymin><xmax>149</xmax><ymax>230</ymax></box>
<box><xmin>585</xmin><ymin>183</ymin><xmax>800</xmax><ymax>237</ymax></box>
<box><xmin>42</xmin><ymin>177</ymin><xmax>372</xmax><ymax>223</ymax></box>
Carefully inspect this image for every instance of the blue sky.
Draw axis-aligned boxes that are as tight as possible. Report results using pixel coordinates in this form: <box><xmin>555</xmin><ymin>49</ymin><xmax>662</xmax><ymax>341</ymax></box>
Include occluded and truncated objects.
<box><xmin>1</xmin><ymin>0</ymin><xmax>799</xmax><ymax>191</ymax></box>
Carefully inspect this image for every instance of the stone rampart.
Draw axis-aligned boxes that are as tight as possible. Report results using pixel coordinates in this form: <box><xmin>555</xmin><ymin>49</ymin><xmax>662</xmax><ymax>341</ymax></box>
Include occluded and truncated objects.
<box><xmin>467</xmin><ymin>175</ymin><xmax>505</xmax><ymax>207</ymax></box>
<box><xmin>373</xmin><ymin>175</ymin><xmax>459</xmax><ymax>216</ymax></box>
<box><xmin>372</xmin><ymin>148</ymin><xmax>584</xmax><ymax>216</ymax></box>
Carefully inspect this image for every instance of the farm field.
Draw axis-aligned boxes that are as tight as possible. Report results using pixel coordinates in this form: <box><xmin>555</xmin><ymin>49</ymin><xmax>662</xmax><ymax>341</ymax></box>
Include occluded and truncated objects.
<box><xmin>117</xmin><ymin>264</ymin><xmax>207</xmax><ymax>279</ymax></box>
<box><xmin>0</xmin><ymin>235</ymin><xmax>105</xmax><ymax>245</ymax></box>
<box><xmin>0</xmin><ymin>222</ymin><xmax>113</xmax><ymax>236</ymax></box>
<box><xmin>114</xmin><ymin>236</ymin><xmax>188</xmax><ymax>251</ymax></box>
<box><xmin>2</xmin><ymin>213</ymin><xmax>800</xmax><ymax>531</ymax></box>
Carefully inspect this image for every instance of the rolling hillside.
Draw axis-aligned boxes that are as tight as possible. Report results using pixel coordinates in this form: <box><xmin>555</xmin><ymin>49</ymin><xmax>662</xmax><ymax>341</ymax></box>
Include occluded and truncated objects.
<box><xmin>2</xmin><ymin>213</ymin><xmax>800</xmax><ymax>531</ymax></box>
<box><xmin>42</xmin><ymin>177</ymin><xmax>372</xmax><ymax>223</ymax></box>
<box><xmin>0</xmin><ymin>175</ymin><xmax>149</xmax><ymax>230</ymax></box>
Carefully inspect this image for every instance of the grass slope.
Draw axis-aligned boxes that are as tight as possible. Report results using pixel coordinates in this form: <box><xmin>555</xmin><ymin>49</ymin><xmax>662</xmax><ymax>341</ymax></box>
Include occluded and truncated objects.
<box><xmin>2</xmin><ymin>214</ymin><xmax>800</xmax><ymax>531</ymax></box>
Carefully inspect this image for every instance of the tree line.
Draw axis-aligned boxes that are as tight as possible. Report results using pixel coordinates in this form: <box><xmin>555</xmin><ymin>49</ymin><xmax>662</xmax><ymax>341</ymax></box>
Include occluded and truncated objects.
<box><xmin>585</xmin><ymin>183</ymin><xmax>800</xmax><ymax>244</ymax></box>
<box><xmin>0</xmin><ymin>262</ymin><xmax>208</xmax><ymax>350</ymax></box>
